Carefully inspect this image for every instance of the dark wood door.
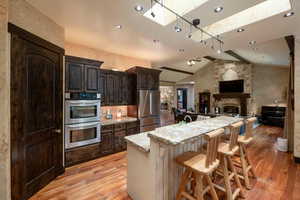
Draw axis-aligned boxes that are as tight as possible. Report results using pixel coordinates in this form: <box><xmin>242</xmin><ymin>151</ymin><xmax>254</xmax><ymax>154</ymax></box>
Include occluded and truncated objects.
<box><xmin>10</xmin><ymin>24</ymin><xmax>64</xmax><ymax>200</ymax></box>
<box><xmin>65</xmin><ymin>61</ymin><xmax>84</xmax><ymax>92</ymax></box>
<box><xmin>85</xmin><ymin>65</ymin><xmax>99</xmax><ymax>92</ymax></box>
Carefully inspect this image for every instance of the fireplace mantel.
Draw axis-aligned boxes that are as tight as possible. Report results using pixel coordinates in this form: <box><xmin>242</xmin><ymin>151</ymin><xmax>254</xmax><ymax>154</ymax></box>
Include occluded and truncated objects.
<box><xmin>213</xmin><ymin>93</ymin><xmax>250</xmax><ymax>100</ymax></box>
<box><xmin>213</xmin><ymin>93</ymin><xmax>251</xmax><ymax>116</ymax></box>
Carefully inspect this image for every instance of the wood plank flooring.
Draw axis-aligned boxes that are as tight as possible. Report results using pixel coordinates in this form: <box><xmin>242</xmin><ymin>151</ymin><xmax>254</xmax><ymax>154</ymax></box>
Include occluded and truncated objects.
<box><xmin>30</xmin><ymin>125</ymin><xmax>300</xmax><ymax>200</ymax></box>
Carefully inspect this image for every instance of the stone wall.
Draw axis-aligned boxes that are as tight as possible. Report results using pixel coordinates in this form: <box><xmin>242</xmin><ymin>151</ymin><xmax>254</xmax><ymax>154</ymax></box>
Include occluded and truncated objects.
<box><xmin>0</xmin><ymin>0</ymin><xmax>9</xmax><ymax>199</ymax></box>
<box><xmin>213</xmin><ymin>61</ymin><xmax>254</xmax><ymax>114</ymax></box>
<box><xmin>160</xmin><ymin>86</ymin><xmax>175</xmax><ymax>110</ymax></box>
<box><xmin>180</xmin><ymin>60</ymin><xmax>289</xmax><ymax>115</ymax></box>
<box><xmin>294</xmin><ymin>38</ymin><xmax>300</xmax><ymax>158</ymax></box>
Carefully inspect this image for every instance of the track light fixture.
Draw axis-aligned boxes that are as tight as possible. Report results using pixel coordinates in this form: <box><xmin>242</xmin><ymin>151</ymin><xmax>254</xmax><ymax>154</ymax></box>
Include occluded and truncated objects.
<box><xmin>147</xmin><ymin>0</ymin><xmax>224</xmax><ymax>49</ymax></box>
<box><xmin>150</xmin><ymin>0</ymin><xmax>155</xmax><ymax>18</ymax></box>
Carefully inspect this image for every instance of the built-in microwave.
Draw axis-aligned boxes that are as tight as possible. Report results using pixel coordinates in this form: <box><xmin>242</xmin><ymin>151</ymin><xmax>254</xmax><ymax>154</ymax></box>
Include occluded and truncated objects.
<box><xmin>65</xmin><ymin>121</ymin><xmax>101</xmax><ymax>149</ymax></box>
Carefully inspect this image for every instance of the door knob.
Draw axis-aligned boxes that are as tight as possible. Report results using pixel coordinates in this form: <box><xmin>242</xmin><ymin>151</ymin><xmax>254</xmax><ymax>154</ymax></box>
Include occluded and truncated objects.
<box><xmin>54</xmin><ymin>129</ymin><xmax>62</xmax><ymax>133</ymax></box>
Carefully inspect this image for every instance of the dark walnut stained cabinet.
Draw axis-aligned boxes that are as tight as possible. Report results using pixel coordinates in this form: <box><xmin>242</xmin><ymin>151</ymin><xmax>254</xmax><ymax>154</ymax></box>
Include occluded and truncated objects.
<box><xmin>65</xmin><ymin>56</ymin><xmax>103</xmax><ymax>93</ymax></box>
<box><xmin>101</xmin><ymin>125</ymin><xmax>115</xmax><ymax>156</ymax></box>
<box><xmin>127</xmin><ymin>66</ymin><xmax>161</xmax><ymax>90</ymax></box>
<box><xmin>65</xmin><ymin>121</ymin><xmax>140</xmax><ymax>167</ymax></box>
<box><xmin>9</xmin><ymin>23</ymin><xmax>64</xmax><ymax>200</ymax></box>
<box><xmin>99</xmin><ymin>69</ymin><xmax>136</xmax><ymax>106</ymax></box>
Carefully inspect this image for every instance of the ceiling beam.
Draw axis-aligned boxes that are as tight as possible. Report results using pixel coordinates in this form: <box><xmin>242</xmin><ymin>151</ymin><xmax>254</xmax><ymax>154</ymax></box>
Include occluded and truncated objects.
<box><xmin>285</xmin><ymin>35</ymin><xmax>295</xmax><ymax>55</ymax></box>
<box><xmin>203</xmin><ymin>56</ymin><xmax>217</xmax><ymax>62</ymax></box>
<box><xmin>224</xmin><ymin>50</ymin><xmax>251</xmax><ymax>64</ymax></box>
<box><xmin>160</xmin><ymin>67</ymin><xmax>194</xmax><ymax>75</ymax></box>
<box><xmin>160</xmin><ymin>80</ymin><xmax>176</xmax><ymax>83</ymax></box>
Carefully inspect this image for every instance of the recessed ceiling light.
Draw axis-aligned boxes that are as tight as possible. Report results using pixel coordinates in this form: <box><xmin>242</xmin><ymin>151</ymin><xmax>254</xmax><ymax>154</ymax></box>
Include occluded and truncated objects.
<box><xmin>237</xmin><ymin>28</ymin><xmax>245</xmax><ymax>32</ymax></box>
<box><xmin>249</xmin><ymin>40</ymin><xmax>256</xmax><ymax>45</ymax></box>
<box><xmin>284</xmin><ymin>11</ymin><xmax>294</xmax><ymax>17</ymax></box>
<box><xmin>214</xmin><ymin>7</ymin><xmax>223</xmax><ymax>13</ymax></box>
<box><xmin>134</xmin><ymin>5</ymin><xmax>144</xmax><ymax>12</ymax></box>
<box><xmin>175</xmin><ymin>26</ymin><xmax>182</xmax><ymax>32</ymax></box>
<box><xmin>179</xmin><ymin>49</ymin><xmax>185</xmax><ymax>52</ymax></box>
<box><xmin>115</xmin><ymin>25</ymin><xmax>122</xmax><ymax>29</ymax></box>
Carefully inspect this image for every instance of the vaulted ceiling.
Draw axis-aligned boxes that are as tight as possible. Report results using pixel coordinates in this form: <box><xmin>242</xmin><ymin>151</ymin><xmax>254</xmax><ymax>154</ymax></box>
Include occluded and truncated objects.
<box><xmin>27</xmin><ymin>0</ymin><xmax>296</xmax><ymax>82</ymax></box>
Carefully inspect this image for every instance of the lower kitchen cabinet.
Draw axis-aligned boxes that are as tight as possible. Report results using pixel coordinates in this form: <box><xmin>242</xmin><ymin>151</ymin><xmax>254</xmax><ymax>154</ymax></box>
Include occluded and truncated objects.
<box><xmin>65</xmin><ymin>120</ymin><xmax>140</xmax><ymax>167</ymax></box>
<box><xmin>101</xmin><ymin>126</ymin><xmax>115</xmax><ymax>156</ymax></box>
<box><xmin>114</xmin><ymin>130</ymin><xmax>127</xmax><ymax>152</ymax></box>
<box><xmin>65</xmin><ymin>143</ymin><xmax>101</xmax><ymax>167</ymax></box>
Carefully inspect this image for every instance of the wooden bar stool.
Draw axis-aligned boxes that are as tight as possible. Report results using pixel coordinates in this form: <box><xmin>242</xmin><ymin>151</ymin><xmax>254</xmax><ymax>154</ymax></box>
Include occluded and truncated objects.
<box><xmin>235</xmin><ymin>117</ymin><xmax>257</xmax><ymax>189</ymax></box>
<box><xmin>175</xmin><ymin>128</ymin><xmax>224</xmax><ymax>200</ymax></box>
<box><xmin>215</xmin><ymin>121</ymin><xmax>245</xmax><ymax>200</ymax></box>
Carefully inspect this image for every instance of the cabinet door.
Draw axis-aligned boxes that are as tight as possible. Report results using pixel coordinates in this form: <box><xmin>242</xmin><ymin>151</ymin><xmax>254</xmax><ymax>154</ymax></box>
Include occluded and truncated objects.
<box><xmin>127</xmin><ymin>74</ymin><xmax>136</xmax><ymax>105</ymax></box>
<box><xmin>98</xmin><ymin>70</ymin><xmax>107</xmax><ymax>105</ymax></box>
<box><xmin>106</xmin><ymin>72</ymin><xmax>115</xmax><ymax>105</ymax></box>
<box><xmin>137</xmin><ymin>72</ymin><xmax>149</xmax><ymax>90</ymax></box>
<box><xmin>66</xmin><ymin>62</ymin><xmax>84</xmax><ymax>92</ymax></box>
<box><xmin>121</xmin><ymin>74</ymin><xmax>128</xmax><ymax>105</ymax></box>
<box><xmin>101</xmin><ymin>129</ymin><xmax>114</xmax><ymax>155</ymax></box>
<box><xmin>114</xmin><ymin>130</ymin><xmax>126</xmax><ymax>152</ymax></box>
<box><xmin>85</xmin><ymin>65</ymin><xmax>99</xmax><ymax>92</ymax></box>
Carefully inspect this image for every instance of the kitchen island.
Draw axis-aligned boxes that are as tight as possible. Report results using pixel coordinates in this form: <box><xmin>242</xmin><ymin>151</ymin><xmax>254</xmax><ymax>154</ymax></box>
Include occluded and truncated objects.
<box><xmin>125</xmin><ymin>116</ymin><xmax>244</xmax><ymax>200</ymax></box>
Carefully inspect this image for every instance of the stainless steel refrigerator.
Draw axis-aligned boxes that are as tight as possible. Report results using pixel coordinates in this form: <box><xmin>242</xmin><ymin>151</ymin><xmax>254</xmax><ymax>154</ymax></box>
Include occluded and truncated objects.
<box><xmin>138</xmin><ymin>90</ymin><xmax>161</xmax><ymax>132</ymax></box>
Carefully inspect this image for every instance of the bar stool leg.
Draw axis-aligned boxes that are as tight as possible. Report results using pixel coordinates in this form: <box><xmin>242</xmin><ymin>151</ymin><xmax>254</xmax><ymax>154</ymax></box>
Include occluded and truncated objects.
<box><xmin>222</xmin><ymin>156</ymin><xmax>233</xmax><ymax>200</ymax></box>
<box><xmin>228</xmin><ymin>157</ymin><xmax>245</xmax><ymax>198</ymax></box>
<box><xmin>243</xmin><ymin>145</ymin><xmax>257</xmax><ymax>178</ymax></box>
<box><xmin>239</xmin><ymin>144</ymin><xmax>251</xmax><ymax>189</ymax></box>
<box><xmin>176</xmin><ymin>169</ymin><xmax>191</xmax><ymax>200</ymax></box>
<box><xmin>205</xmin><ymin>174</ymin><xmax>219</xmax><ymax>200</ymax></box>
<box><xmin>195</xmin><ymin>174</ymin><xmax>204</xmax><ymax>200</ymax></box>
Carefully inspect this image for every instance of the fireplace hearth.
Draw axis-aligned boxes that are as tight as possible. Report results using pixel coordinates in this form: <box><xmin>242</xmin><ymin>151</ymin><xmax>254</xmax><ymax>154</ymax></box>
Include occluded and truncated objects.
<box><xmin>223</xmin><ymin>105</ymin><xmax>239</xmax><ymax>115</ymax></box>
<box><xmin>213</xmin><ymin>93</ymin><xmax>250</xmax><ymax>116</ymax></box>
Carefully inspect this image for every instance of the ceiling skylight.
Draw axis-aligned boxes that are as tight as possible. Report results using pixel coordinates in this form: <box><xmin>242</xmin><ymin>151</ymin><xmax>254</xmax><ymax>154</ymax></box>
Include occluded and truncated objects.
<box><xmin>192</xmin><ymin>0</ymin><xmax>291</xmax><ymax>42</ymax></box>
<box><xmin>144</xmin><ymin>0</ymin><xmax>209</xmax><ymax>26</ymax></box>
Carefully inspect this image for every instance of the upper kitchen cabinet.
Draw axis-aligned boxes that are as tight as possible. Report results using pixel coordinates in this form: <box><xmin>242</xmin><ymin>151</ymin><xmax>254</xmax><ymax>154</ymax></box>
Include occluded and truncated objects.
<box><xmin>65</xmin><ymin>56</ymin><xmax>103</xmax><ymax>93</ymax></box>
<box><xmin>126</xmin><ymin>67</ymin><xmax>161</xmax><ymax>90</ymax></box>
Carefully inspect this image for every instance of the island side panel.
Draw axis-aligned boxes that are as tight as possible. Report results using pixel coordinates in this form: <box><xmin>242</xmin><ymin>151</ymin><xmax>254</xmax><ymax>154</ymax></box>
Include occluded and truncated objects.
<box><xmin>127</xmin><ymin>144</ymin><xmax>154</xmax><ymax>200</ymax></box>
<box><xmin>150</xmin><ymin>137</ymin><xmax>204</xmax><ymax>200</ymax></box>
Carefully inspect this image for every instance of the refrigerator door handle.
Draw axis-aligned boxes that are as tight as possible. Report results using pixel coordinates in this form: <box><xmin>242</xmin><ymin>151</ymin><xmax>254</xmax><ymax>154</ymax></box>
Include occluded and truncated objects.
<box><xmin>150</xmin><ymin>92</ymin><xmax>153</xmax><ymax>115</ymax></box>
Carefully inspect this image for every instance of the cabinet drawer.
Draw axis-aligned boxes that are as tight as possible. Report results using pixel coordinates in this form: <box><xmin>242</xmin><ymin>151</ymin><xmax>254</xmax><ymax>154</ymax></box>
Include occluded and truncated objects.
<box><xmin>140</xmin><ymin>116</ymin><xmax>160</xmax><ymax>127</ymax></box>
<box><xmin>65</xmin><ymin>143</ymin><xmax>101</xmax><ymax>167</ymax></box>
<box><xmin>114</xmin><ymin>123</ymin><xmax>126</xmax><ymax>131</ymax></box>
<box><xmin>140</xmin><ymin>124</ymin><xmax>159</xmax><ymax>133</ymax></box>
<box><xmin>101</xmin><ymin>125</ymin><xmax>114</xmax><ymax>132</ymax></box>
<box><xmin>127</xmin><ymin>127</ymin><xmax>139</xmax><ymax>136</ymax></box>
<box><xmin>126</xmin><ymin>121</ymin><xmax>139</xmax><ymax>129</ymax></box>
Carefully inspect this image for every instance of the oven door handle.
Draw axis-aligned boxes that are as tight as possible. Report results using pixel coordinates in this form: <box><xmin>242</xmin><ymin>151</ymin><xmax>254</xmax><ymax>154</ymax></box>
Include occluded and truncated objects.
<box><xmin>66</xmin><ymin>100</ymin><xmax>100</xmax><ymax>105</ymax></box>
<box><xmin>65</xmin><ymin>122</ymin><xmax>101</xmax><ymax>129</ymax></box>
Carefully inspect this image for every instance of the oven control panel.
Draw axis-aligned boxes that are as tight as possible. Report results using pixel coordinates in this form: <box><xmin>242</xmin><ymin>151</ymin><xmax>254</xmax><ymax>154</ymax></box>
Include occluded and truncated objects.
<box><xmin>65</xmin><ymin>92</ymin><xmax>101</xmax><ymax>100</ymax></box>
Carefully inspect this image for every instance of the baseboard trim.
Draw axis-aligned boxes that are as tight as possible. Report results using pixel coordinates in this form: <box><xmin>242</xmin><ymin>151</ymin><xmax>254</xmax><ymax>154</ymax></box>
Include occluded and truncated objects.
<box><xmin>294</xmin><ymin>157</ymin><xmax>300</xmax><ymax>164</ymax></box>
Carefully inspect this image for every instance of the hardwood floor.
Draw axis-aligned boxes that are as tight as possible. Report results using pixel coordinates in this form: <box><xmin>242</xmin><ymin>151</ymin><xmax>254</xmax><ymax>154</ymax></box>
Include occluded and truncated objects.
<box><xmin>30</xmin><ymin>125</ymin><xmax>300</xmax><ymax>200</ymax></box>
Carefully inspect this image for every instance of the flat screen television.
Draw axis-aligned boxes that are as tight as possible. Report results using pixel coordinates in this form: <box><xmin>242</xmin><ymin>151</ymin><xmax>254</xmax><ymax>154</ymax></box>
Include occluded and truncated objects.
<box><xmin>219</xmin><ymin>80</ymin><xmax>244</xmax><ymax>93</ymax></box>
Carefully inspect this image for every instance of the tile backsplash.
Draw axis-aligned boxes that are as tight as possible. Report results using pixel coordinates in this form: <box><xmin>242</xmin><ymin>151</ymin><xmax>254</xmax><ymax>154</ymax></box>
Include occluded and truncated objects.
<box><xmin>101</xmin><ymin>106</ymin><xmax>128</xmax><ymax>120</ymax></box>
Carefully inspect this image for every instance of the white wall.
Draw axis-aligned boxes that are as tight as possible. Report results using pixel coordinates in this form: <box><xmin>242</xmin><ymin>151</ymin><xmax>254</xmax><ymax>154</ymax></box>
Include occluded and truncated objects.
<box><xmin>294</xmin><ymin>38</ymin><xmax>300</xmax><ymax>158</ymax></box>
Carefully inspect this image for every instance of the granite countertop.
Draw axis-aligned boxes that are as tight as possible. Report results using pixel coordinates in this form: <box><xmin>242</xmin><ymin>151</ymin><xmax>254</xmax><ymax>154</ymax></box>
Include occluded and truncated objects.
<box><xmin>125</xmin><ymin>131</ymin><xmax>152</xmax><ymax>153</ymax></box>
<box><xmin>101</xmin><ymin>117</ymin><xmax>138</xmax><ymax>126</ymax></box>
<box><xmin>148</xmin><ymin>116</ymin><xmax>244</xmax><ymax>145</ymax></box>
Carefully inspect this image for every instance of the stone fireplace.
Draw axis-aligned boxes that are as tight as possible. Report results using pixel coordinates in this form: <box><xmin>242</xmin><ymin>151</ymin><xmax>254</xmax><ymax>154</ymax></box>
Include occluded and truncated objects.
<box><xmin>212</xmin><ymin>60</ymin><xmax>254</xmax><ymax>115</ymax></box>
